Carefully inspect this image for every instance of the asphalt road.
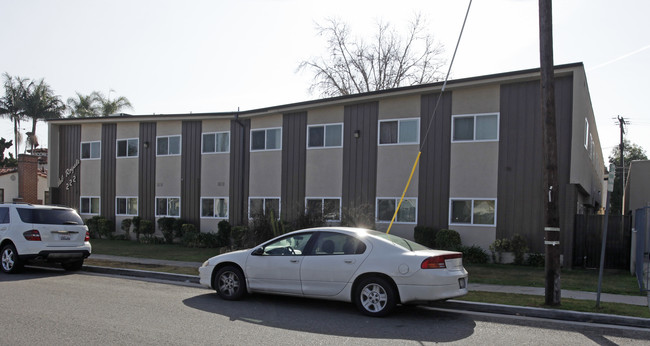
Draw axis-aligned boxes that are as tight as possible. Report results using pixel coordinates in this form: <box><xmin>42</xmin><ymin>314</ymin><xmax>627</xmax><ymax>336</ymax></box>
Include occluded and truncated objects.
<box><xmin>2</xmin><ymin>267</ymin><xmax>649</xmax><ymax>345</ymax></box>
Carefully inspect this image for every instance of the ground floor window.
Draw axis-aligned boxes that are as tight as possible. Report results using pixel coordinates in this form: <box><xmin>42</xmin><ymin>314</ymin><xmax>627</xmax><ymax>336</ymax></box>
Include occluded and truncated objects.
<box><xmin>201</xmin><ymin>197</ymin><xmax>229</xmax><ymax>218</ymax></box>
<box><xmin>376</xmin><ymin>198</ymin><xmax>417</xmax><ymax>223</ymax></box>
<box><xmin>116</xmin><ymin>197</ymin><xmax>138</xmax><ymax>216</ymax></box>
<box><xmin>449</xmin><ymin>198</ymin><xmax>496</xmax><ymax>226</ymax></box>
<box><xmin>306</xmin><ymin>197</ymin><xmax>341</xmax><ymax>221</ymax></box>
<box><xmin>249</xmin><ymin>197</ymin><xmax>280</xmax><ymax>218</ymax></box>
<box><xmin>80</xmin><ymin>196</ymin><xmax>100</xmax><ymax>215</ymax></box>
<box><xmin>156</xmin><ymin>197</ymin><xmax>180</xmax><ymax>217</ymax></box>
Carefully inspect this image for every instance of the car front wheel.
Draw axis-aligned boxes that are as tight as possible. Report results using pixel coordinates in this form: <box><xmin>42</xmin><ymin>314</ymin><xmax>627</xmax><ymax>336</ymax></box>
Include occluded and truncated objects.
<box><xmin>355</xmin><ymin>276</ymin><xmax>396</xmax><ymax>317</ymax></box>
<box><xmin>214</xmin><ymin>266</ymin><xmax>246</xmax><ymax>300</ymax></box>
<box><xmin>1</xmin><ymin>244</ymin><xmax>24</xmax><ymax>274</ymax></box>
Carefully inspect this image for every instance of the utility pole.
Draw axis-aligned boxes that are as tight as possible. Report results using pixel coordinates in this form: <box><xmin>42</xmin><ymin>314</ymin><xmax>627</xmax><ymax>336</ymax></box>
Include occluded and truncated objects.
<box><xmin>539</xmin><ymin>0</ymin><xmax>561</xmax><ymax>306</ymax></box>
<box><xmin>617</xmin><ymin>115</ymin><xmax>626</xmax><ymax>215</ymax></box>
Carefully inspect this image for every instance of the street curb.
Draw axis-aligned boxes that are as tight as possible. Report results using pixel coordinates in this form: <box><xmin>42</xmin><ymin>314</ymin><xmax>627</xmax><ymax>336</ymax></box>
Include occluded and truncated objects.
<box><xmin>82</xmin><ymin>265</ymin><xmax>649</xmax><ymax>329</ymax></box>
<box><xmin>431</xmin><ymin>300</ymin><xmax>650</xmax><ymax>329</ymax></box>
<box><xmin>82</xmin><ymin>265</ymin><xmax>200</xmax><ymax>284</ymax></box>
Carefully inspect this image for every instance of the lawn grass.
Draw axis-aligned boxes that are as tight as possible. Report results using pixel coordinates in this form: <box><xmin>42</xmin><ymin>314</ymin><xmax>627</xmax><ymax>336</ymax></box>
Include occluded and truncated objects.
<box><xmin>90</xmin><ymin>238</ymin><xmax>223</xmax><ymax>262</ymax></box>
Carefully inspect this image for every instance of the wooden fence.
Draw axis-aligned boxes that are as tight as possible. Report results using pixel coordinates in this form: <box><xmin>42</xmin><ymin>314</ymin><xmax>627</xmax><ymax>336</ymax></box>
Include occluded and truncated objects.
<box><xmin>573</xmin><ymin>214</ymin><xmax>631</xmax><ymax>269</ymax></box>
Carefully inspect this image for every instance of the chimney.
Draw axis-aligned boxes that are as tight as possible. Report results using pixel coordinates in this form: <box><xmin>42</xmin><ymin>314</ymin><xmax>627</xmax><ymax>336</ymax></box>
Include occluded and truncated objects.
<box><xmin>15</xmin><ymin>154</ymin><xmax>42</xmax><ymax>204</ymax></box>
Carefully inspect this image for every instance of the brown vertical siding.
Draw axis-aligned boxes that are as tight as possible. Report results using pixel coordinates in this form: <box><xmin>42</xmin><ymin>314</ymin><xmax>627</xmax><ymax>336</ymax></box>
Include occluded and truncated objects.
<box><xmin>55</xmin><ymin>125</ymin><xmax>81</xmax><ymax>209</ymax></box>
<box><xmin>342</xmin><ymin>102</ymin><xmax>378</xmax><ymax>211</ymax></box>
<box><xmin>181</xmin><ymin>120</ymin><xmax>202</xmax><ymax>225</ymax></box>
<box><xmin>139</xmin><ymin>123</ymin><xmax>156</xmax><ymax>220</ymax></box>
<box><xmin>281</xmin><ymin>112</ymin><xmax>307</xmax><ymax>220</ymax></box>
<box><xmin>101</xmin><ymin>124</ymin><xmax>116</xmax><ymax>221</ymax></box>
<box><xmin>229</xmin><ymin>118</ymin><xmax>250</xmax><ymax>225</ymax></box>
<box><xmin>418</xmin><ymin>92</ymin><xmax>452</xmax><ymax>229</ymax></box>
<box><xmin>498</xmin><ymin>76</ymin><xmax>573</xmax><ymax>253</ymax></box>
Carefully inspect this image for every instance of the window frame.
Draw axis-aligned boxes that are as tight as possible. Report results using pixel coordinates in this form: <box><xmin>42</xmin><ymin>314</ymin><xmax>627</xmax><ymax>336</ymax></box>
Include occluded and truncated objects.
<box><xmin>155</xmin><ymin>196</ymin><xmax>181</xmax><ymax>217</ymax></box>
<box><xmin>449</xmin><ymin>198</ymin><xmax>497</xmax><ymax>226</ymax></box>
<box><xmin>250</xmin><ymin>127</ymin><xmax>282</xmax><ymax>152</ymax></box>
<box><xmin>584</xmin><ymin>118</ymin><xmax>589</xmax><ymax>149</ymax></box>
<box><xmin>307</xmin><ymin>123</ymin><xmax>344</xmax><ymax>149</ymax></box>
<box><xmin>378</xmin><ymin>118</ymin><xmax>420</xmax><ymax>146</ymax></box>
<box><xmin>80</xmin><ymin>196</ymin><xmax>100</xmax><ymax>215</ymax></box>
<box><xmin>156</xmin><ymin>135</ymin><xmax>181</xmax><ymax>156</ymax></box>
<box><xmin>375</xmin><ymin>197</ymin><xmax>418</xmax><ymax>224</ymax></box>
<box><xmin>451</xmin><ymin>113</ymin><xmax>500</xmax><ymax>143</ymax></box>
<box><xmin>305</xmin><ymin>197</ymin><xmax>342</xmax><ymax>221</ymax></box>
<box><xmin>248</xmin><ymin>197</ymin><xmax>281</xmax><ymax>219</ymax></box>
<box><xmin>80</xmin><ymin>141</ymin><xmax>101</xmax><ymax>160</ymax></box>
<box><xmin>200</xmin><ymin>197</ymin><xmax>229</xmax><ymax>219</ymax></box>
<box><xmin>116</xmin><ymin>138</ymin><xmax>139</xmax><ymax>158</ymax></box>
<box><xmin>116</xmin><ymin>196</ymin><xmax>138</xmax><ymax>216</ymax></box>
<box><xmin>201</xmin><ymin>131</ymin><xmax>230</xmax><ymax>154</ymax></box>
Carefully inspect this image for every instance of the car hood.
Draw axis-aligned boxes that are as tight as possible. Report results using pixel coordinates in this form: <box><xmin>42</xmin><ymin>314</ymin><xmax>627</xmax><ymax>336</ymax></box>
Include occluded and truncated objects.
<box><xmin>205</xmin><ymin>248</ymin><xmax>251</xmax><ymax>266</ymax></box>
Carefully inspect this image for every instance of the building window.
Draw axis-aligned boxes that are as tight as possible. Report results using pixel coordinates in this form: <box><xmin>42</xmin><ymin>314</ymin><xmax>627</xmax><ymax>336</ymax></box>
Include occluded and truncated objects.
<box><xmin>452</xmin><ymin>113</ymin><xmax>499</xmax><ymax>142</ymax></box>
<box><xmin>0</xmin><ymin>188</ymin><xmax>4</xmax><ymax>204</ymax></box>
<box><xmin>80</xmin><ymin>196</ymin><xmax>100</xmax><ymax>215</ymax></box>
<box><xmin>379</xmin><ymin>118</ymin><xmax>419</xmax><ymax>145</ymax></box>
<box><xmin>201</xmin><ymin>197</ymin><xmax>229</xmax><ymax>218</ymax></box>
<box><xmin>251</xmin><ymin>128</ymin><xmax>281</xmax><ymax>151</ymax></box>
<box><xmin>249</xmin><ymin>197</ymin><xmax>280</xmax><ymax>218</ymax></box>
<box><xmin>116</xmin><ymin>197</ymin><xmax>138</xmax><ymax>216</ymax></box>
<box><xmin>308</xmin><ymin>124</ymin><xmax>343</xmax><ymax>148</ymax></box>
<box><xmin>117</xmin><ymin>138</ymin><xmax>138</xmax><ymax>158</ymax></box>
<box><xmin>156</xmin><ymin>135</ymin><xmax>181</xmax><ymax>156</ymax></box>
<box><xmin>306</xmin><ymin>198</ymin><xmax>341</xmax><ymax>221</ymax></box>
<box><xmin>202</xmin><ymin>132</ymin><xmax>230</xmax><ymax>154</ymax></box>
<box><xmin>376</xmin><ymin>198</ymin><xmax>417</xmax><ymax>223</ymax></box>
<box><xmin>156</xmin><ymin>197</ymin><xmax>180</xmax><ymax>217</ymax></box>
<box><xmin>584</xmin><ymin>118</ymin><xmax>589</xmax><ymax>149</ymax></box>
<box><xmin>449</xmin><ymin>198</ymin><xmax>496</xmax><ymax>226</ymax></box>
<box><xmin>81</xmin><ymin>141</ymin><xmax>101</xmax><ymax>160</ymax></box>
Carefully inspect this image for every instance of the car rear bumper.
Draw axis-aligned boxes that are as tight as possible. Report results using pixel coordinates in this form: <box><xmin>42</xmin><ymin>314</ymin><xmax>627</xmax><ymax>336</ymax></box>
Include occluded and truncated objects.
<box><xmin>397</xmin><ymin>277</ymin><xmax>469</xmax><ymax>303</ymax></box>
<box><xmin>20</xmin><ymin>249</ymin><xmax>91</xmax><ymax>262</ymax></box>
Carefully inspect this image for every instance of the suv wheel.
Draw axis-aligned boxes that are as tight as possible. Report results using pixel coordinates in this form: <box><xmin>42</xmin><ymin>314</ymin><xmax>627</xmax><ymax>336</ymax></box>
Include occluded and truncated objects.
<box><xmin>1</xmin><ymin>244</ymin><xmax>24</xmax><ymax>274</ymax></box>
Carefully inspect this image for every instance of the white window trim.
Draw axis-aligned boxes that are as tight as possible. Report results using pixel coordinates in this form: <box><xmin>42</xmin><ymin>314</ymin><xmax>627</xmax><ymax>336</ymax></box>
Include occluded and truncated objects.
<box><xmin>115</xmin><ymin>196</ymin><xmax>138</xmax><ymax>216</ymax></box>
<box><xmin>305</xmin><ymin>197</ymin><xmax>342</xmax><ymax>221</ymax></box>
<box><xmin>378</xmin><ymin>118</ymin><xmax>420</xmax><ymax>146</ymax></box>
<box><xmin>584</xmin><ymin>118</ymin><xmax>589</xmax><ymax>149</ymax></box>
<box><xmin>80</xmin><ymin>141</ymin><xmax>101</xmax><ymax>160</ymax></box>
<box><xmin>375</xmin><ymin>197</ymin><xmax>418</xmax><ymax>224</ymax></box>
<box><xmin>451</xmin><ymin>113</ymin><xmax>500</xmax><ymax>143</ymax></box>
<box><xmin>156</xmin><ymin>135</ymin><xmax>182</xmax><ymax>157</ymax></box>
<box><xmin>448</xmin><ymin>198</ymin><xmax>498</xmax><ymax>227</ymax></box>
<box><xmin>116</xmin><ymin>138</ymin><xmax>139</xmax><ymax>158</ymax></box>
<box><xmin>250</xmin><ymin>127</ymin><xmax>282</xmax><ymax>152</ymax></box>
<box><xmin>80</xmin><ymin>196</ymin><xmax>100</xmax><ymax>215</ymax></box>
<box><xmin>155</xmin><ymin>196</ymin><xmax>181</xmax><ymax>217</ymax></box>
<box><xmin>307</xmin><ymin>123</ymin><xmax>344</xmax><ymax>149</ymax></box>
<box><xmin>248</xmin><ymin>197</ymin><xmax>281</xmax><ymax>219</ymax></box>
<box><xmin>200</xmin><ymin>197</ymin><xmax>230</xmax><ymax>219</ymax></box>
<box><xmin>201</xmin><ymin>131</ymin><xmax>230</xmax><ymax>154</ymax></box>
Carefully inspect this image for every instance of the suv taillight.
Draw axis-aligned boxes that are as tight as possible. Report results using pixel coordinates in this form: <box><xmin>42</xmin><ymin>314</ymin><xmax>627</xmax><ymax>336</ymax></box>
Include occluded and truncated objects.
<box><xmin>23</xmin><ymin>230</ymin><xmax>42</xmax><ymax>241</ymax></box>
<box><xmin>421</xmin><ymin>253</ymin><xmax>462</xmax><ymax>269</ymax></box>
<box><xmin>84</xmin><ymin>231</ymin><xmax>90</xmax><ymax>242</ymax></box>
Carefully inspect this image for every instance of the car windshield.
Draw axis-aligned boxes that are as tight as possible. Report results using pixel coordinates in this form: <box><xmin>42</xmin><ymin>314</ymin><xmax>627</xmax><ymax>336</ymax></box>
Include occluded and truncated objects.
<box><xmin>16</xmin><ymin>208</ymin><xmax>84</xmax><ymax>225</ymax></box>
<box><xmin>367</xmin><ymin>230</ymin><xmax>430</xmax><ymax>251</ymax></box>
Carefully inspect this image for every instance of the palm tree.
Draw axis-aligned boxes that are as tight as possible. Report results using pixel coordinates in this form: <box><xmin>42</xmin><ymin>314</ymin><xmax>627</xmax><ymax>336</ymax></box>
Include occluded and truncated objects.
<box><xmin>0</xmin><ymin>73</ymin><xmax>28</xmax><ymax>157</ymax></box>
<box><xmin>21</xmin><ymin>78</ymin><xmax>65</xmax><ymax>153</ymax></box>
<box><xmin>67</xmin><ymin>92</ymin><xmax>100</xmax><ymax>117</ymax></box>
<box><xmin>94</xmin><ymin>90</ymin><xmax>133</xmax><ymax>116</ymax></box>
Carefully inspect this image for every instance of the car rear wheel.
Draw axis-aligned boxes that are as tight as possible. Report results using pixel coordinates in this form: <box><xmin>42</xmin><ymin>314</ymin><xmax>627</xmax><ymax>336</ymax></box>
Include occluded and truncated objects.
<box><xmin>1</xmin><ymin>244</ymin><xmax>24</xmax><ymax>274</ymax></box>
<box><xmin>355</xmin><ymin>276</ymin><xmax>396</xmax><ymax>317</ymax></box>
<box><xmin>214</xmin><ymin>265</ymin><xmax>246</xmax><ymax>300</ymax></box>
<box><xmin>62</xmin><ymin>259</ymin><xmax>84</xmax><ymax>271</ymax></box>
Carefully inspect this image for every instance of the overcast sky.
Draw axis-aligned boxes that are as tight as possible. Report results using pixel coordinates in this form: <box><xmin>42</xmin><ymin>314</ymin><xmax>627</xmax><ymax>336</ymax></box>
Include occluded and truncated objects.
<box><xmin>1</xmin><ymin>0</ymin><xmax>649</xmax><ymax>163</ymax></box>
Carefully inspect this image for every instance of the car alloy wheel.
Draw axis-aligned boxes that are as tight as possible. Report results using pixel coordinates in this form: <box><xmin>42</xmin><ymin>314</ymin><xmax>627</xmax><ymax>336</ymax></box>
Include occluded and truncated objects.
<box><xmin>1</xmin><ymin>244</ymin><xmax>23</xmax><ymax>274</ymax></box>
<box><xmin>214</xmin><ymin>266</ymin><xmax>246</xmax><ymax>300</ymax></box>
<box><xmin>355</xmin><ymin>276</ymin><xmax>396</xmax><ymax>317</ymax></box>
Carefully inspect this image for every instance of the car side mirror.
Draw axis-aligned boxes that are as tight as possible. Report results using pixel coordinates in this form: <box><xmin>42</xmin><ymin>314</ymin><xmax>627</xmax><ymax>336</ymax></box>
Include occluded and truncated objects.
<box><xmin>252</xmin><ymin>247</ymin><xmax>264</xmax><ymax>256</ymax></box>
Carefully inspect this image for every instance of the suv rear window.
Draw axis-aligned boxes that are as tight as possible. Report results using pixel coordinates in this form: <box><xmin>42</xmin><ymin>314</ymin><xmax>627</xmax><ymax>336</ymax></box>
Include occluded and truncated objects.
<box><xmin>16</xmin><ymin>208</ymin><xmax>84</xmax><ymax>225</ymax></box>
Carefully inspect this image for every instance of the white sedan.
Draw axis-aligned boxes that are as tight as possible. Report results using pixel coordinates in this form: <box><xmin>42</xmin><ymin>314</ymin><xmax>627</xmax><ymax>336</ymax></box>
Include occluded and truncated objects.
<box><xmin>199</xmin><ymin>227</ymin><xmax>468</xmax><ymax>316</ymax></box>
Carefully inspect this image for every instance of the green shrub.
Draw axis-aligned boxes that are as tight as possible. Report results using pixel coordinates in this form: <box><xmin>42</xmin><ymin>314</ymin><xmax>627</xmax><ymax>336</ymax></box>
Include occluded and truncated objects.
<box><xmin>459</xmin><ymin>245</ymin><xmax>489</xmax><ymax>264</ymax></box>
<box><xmin>510</xmin><ymin>234</ymin><xmax>529</xmax><ymax>265</ymax></box>
<box><xmin>435</xmin><ymin>229</ymin><xmax>461</xmax><ymax>251</ymax></box>
<box><xmin>231</xmin><ymin>226</ymin><xmax>250</xmax><ymax>249</ymax></box>
<box><xmin>489</xmin><ymin>238</ymin><xmax>511</xmax><ymax>263</ymax></box>
<box><xmin>525</xmin><ymin>252</ymin><xmax>545</xmax><ymax>267</ymax></box>
<box><xmin>157</xmin><ymin>217</ymin><xmax>176</xmax><ymax>244</ymax></box>
<box><xmin>173</xmin><ymin>218</ymin><xmax>187</xmax><ymax>238</ymax></box>
<box><xmin>414</xmin><ymin>226</ymin><xmax>436</xmax><ymax>248</ymax></box>
<box><xmin>85</xmin><ymin>216</ymin><xmax>99</xmax><ymax>239</ymax></box>
<box><xmin>97</xmin><ymin>217</ymin><xmax>114</xmax><ymax>239</ymax></box>
<box><xmin>132</xmin><ymin>216</ymin><xmax>142</xmax><ymax>240</ymax></box>
<box><xmin>217</xmin><ymin>220</ymin><xmax>232</xmax><ymax>248</ymax></box>
<box><xmin>138</xmin><ymin>220</ymin><xmax>155</xmax><ymax>242</ymax></box>
<box><xmin>121</xmin><ymin>219</ymin><xmax>132</xmax><ymax>240</ymax></box>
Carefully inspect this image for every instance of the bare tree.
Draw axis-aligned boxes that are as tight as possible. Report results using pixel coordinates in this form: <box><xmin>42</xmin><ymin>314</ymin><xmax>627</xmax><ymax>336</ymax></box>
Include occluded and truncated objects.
<box><xmin>299</xmin><ymin>14</ymin><xmax>446</xmax><ymax>97</ymax></box>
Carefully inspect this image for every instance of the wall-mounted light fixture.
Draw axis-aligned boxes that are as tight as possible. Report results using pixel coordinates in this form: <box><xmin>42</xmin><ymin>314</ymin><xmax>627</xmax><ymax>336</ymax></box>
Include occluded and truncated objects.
<box><xmin>143</xmin><ymin>141</ymin><xmax>150</xmax><ymax>149</ymax></box>
<box><xmin>354</xmin><ymin>130</ymin><xmax>360</xmax><ymax>138</ymax></box>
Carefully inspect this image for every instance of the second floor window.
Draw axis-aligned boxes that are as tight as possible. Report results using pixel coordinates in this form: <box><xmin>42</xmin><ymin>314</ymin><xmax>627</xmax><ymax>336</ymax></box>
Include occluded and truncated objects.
<box><xmin>202</xmin><ymin>132</ymin><xmax>230</xmax><ymax>153</ymax></box>
<box><xmin>379</xmin><ymin>118</ymin><xmax>419</xmax><ymax>145</ymax></box>
<box><xmin>251</xmin><ymin>128</ymin><xmax>281</xmax><ymax>151</ymax></box>
<box><xmin>157</xmin><ymin>135</ymin><xmax>181</xmax><ymax>156</ymax></box>
<box><xmin>117</xmin><ymin>138</ymin><xmax>138</xmax><ymax>158</ymax></box>
<box><xmin>81</xmin><ymin>141</ymin><xmax>101</xmax><ymax>160</ymax></box>
<box><xmin>452</xmin><ymin>113</ymin><xmax>499</xmax><ymax>142</ymax></box>
<box><xmin>308</xmin><ymin>124</ymin><xmax>343</xmax><ymax>148</ymax></box>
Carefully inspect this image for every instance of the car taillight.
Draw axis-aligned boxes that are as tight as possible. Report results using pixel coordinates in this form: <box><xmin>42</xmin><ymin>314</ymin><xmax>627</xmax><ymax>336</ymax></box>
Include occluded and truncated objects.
<box><xmin>23</xmin><ymin>230</ymin><xmax>42</xmax><ymax>241</ymax></box>
<box><xmin>421</xmin><ymin>253</ymin><xmax>462</xmax><ymax>269</ymax></box>
<box><xmin>85</xmin><ymin>231</ymin><xmax>90</xmax><ymax>242</ymax></box>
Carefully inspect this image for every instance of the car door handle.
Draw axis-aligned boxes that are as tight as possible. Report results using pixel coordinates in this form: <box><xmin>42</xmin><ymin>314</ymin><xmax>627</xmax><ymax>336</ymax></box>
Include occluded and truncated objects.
<box><xmin>344</xmin><ymin>259</ymin><xmax>355</xmax><ymax>264</ymax></box>
<box><xmin>290</xmin><ymin>259</ymin><xmax>300</xmax><ymax>263</ymax></box>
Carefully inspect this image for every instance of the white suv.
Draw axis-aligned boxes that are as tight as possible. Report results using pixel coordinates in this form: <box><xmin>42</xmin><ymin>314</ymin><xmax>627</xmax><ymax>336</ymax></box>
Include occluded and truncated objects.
<box><xmin>0</xmin><ymin>203</ymin><xmax>91</xmax><ymax>273</ymax></box>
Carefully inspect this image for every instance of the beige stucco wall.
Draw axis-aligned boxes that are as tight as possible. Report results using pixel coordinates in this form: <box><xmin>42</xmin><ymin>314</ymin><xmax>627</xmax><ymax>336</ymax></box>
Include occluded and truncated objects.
<box><xmin>626</xmin><ymin>160</ymin><xmax>650</xmax><ymax>212</ymax></box>
<box><xmin>0</xmin><ymin>173</ymin><xmax>19</xmax><ymax>202</ymax></box>
<box><xmin>115</xmin><ymin>123</ymin><xmax>140</xmax><ymax>197</ymax></box>
<box><xmin>249</xmin><ymin>114</ymin><xmax>282</xmax><ymax>198</ymax></box>
<box><xmin>378</xmin><ymin>95</ymin><xmax>420</xmax><ymax>119</ymax></box>
<box><xmin>305</xmin><ymin>106</ymin><xmax>344</xmax><ymax>199</ymax></box>
<box><xmin>451</xmin><ymin>85</ymin><xmax>500</xmax><ymax>114</ymax></box>
<box><xmin>154</xmin><ymin>122</ymin><xmax>182</xmax><ymax>199</ymax></box>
